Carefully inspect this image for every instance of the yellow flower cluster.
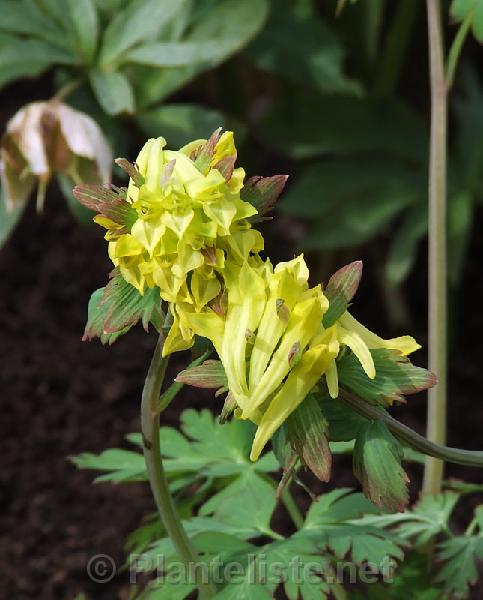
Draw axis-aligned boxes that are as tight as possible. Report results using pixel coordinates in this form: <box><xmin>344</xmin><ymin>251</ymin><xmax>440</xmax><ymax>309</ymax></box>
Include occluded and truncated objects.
<box><xmin>185</xmin><ymin>255</ymin><xmax>419</xmax><ymax>460</ymax></box>
<box><xmin>88</xmin><ymin>130</ymin><xmax>422</xmax><ymax>460</ymax></box>
<box><xmin>95</xmin><ymin>131</ymin><xmax>264</xmax><ymax>354</ymax></box>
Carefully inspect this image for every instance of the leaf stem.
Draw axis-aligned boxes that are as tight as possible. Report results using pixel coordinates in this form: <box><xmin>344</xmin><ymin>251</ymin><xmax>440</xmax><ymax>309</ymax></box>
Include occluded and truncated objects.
<box><xmin>280</xmin><ymin>487</ymin><xmax>304</xmax><ymax>530</ymax></box>
<box><xmin>141</xmin><ymin>335</ymin><xmax>216</xmax><ymax>599</ymax></box>
<box><xmin>339</xmin><ymin>391</ymin><xmax>483</xmax><ymax>468</ymax></box>
<box><xmin>261</xmin><ymin>472</ymin><xmax>305</xmax><ymax>530</ymax></box>
<box><xmin>52</xmin><ymin>78</ymin><xmax>82</xmax><ymax>103</ymax></box>
<box><xmin>424</xmin><ymin>0</ymin><xmax>448</xmax><ymax>496</ymax></box>
<box><xmin>446</xmin><ymin>10</ymin><xmax>473</xmax><ymax>90</ymax></box>
<box><xmin>465</xmin><ymin>517</ymin><xmax>478</xmax><ymax>536</ymax></box>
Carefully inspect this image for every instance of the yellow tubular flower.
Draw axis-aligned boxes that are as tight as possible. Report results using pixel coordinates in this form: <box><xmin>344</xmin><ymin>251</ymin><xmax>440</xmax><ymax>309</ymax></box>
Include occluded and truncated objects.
<box><xmin>186</xmin><ymin>255</ymin><xmax>340</xmax><ymax>460</ymax></box>
<box><xmin>185</xmin><ymin>254</ymin><xmax>423</xmax><ymax>460</ymax></box>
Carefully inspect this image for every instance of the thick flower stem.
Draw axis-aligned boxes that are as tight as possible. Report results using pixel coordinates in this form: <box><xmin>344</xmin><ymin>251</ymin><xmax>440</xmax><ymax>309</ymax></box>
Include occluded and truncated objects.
<box><xmin>339</xmin><ymin>392</ymin><xmax>483</xmax><ymax>468</ymax></box>
<box><xmin>141</xmin><ymin>335</ymin><xmax>216</xmax><ymax>599</ymax></box>
<box><xmin>423</xmin><ymin>0</ymin><xmax>448</xmax><ymax>496</ymax></box>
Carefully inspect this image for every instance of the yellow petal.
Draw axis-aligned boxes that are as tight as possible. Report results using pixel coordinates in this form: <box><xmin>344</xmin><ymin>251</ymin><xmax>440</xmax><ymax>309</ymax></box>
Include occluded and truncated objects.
<box><xmin>250</xmin><ymin>345</ymin><xmax>332</xmax><ymax>461</ymax></box>
<box><xmin>337</xmin><ymin>325</ymin><xmax>376</xmax><ymax>379</ymax></box>
<box><xmin>339</xmin><ymin>311</ymin><xmax>421</xmax><ymax>356</ymax></box>
<box><xmin>246</xmin><ymin>293</ymin><xmax>325</xmax><ymax>418</ymax></box>
<box><xmin>325</xmin><ymin>358</ymin><xmax>339</xmax><ymax>398</ymax></box>
<box><xmin>131</xmin><ymin>218</ymin><xmax>165</xmax><ymax>255</ymax></box>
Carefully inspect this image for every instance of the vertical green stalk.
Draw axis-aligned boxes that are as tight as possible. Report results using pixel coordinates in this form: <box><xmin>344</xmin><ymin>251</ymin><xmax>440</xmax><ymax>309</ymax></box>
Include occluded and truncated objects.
<box><xmin>423</xmin><ymin>0</ymin><xmax>448</xmax><ymax>496</ymax></box>
<box><xmin>141</xmin><ymin>334</ymin><xmax>216</xmax><ymax>598</ymax></box>
<box><xmin>372</xmin><ymin>0</ymin><xmax>420</xmax><ymax>97</ymax></box>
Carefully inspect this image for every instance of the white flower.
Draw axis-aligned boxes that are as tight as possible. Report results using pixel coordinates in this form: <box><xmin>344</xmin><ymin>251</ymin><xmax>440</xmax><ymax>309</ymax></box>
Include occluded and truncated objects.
<box><xmin>1</xmin><ymin>101</ymin><xmax>112</xmax><ymax>211</ymax></box>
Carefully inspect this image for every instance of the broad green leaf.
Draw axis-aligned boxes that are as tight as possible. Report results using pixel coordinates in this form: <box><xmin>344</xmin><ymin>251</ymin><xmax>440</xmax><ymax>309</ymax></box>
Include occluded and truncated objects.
<box><xmin>304</xmin><ymin>489</ymin><xmax>379</xmax><ymax>527</ymax></box>
<box><xmin>0</xmin><ymin>189</ymin><xmax>27</xmax><ymax>248</ymax></box>
<box><xmin>451</xmin><ymin>0</ymin><xmax>475</xmax><ymax>19</ymax></box>
<box><xmin>386</xmin><ymin>203</ymin><xmax>428</xmax><ymax>284</ymax></box>
<box><xmin>65</xmin><ymin>0</ymin><xmax>99</xmax><ymax>61</ymax></box>
<box><xmin>72</xmin><ymin>406</ymin><xmax>277</xmax><ymax>486</ymax></box>
<box><xmin>99</xmin><ymin>0</ymin><xmax>185</xmax><ymax>66</ymax></box>
<box><xmin>135</xmin><ymin>0</ymin><xmax>269</xmax><ymax>107</ymax></box>
<box><xmin>352</xmin><ymin>492</ymin><xmax>460</xmax><ymax>546</ymax></box>
<box><xmin>36</xmin><ymin>0</ymin><xmax>74</xmax><ymax>28</ymax></box>
<box><xmin>451</xmin><ymin>0</ymin><xmax>483</xmax><ymax>42</ymax></box>
<box><xmin>301</xmin><ymin>488</ymin><xmax>404</xmax><ymax>565</ymax></box>
<box><xmin>71</xmin><ymin>448</ymin><xmax>146</xmax><ymax>482</ymax></box>
<box><xmin>89</xmin><ymin>69</ymin><xmax>135</xmax><ymax>114</ymax></box>
<box><xmin>137</xmin><ymin>104</ymin><xmax>226</xmax><ymax>149</ymax></box>
<box><xmin>260</xmin><ymin>94</ymin><xmax>427</xmax><ymax>161</ymax></box>
<box><xmin>0</xmin><ymin>58</ymin><xmax>50</xmax><ymax>88</ymax></box>
<box><xmin>0</xmin><ymin>0</ymin><xmax>66</xmax><ymax>46</ymax></box>
<box><xmin>198</xmin><ymin>536</ymin><xmax>334</xmax><ymax>599</ymax></box>
<box><xmin>323</xmin><ymin>261</ymin><xmax>363</xmax><ymax>328</ymax></box>
<box><xmin>193</xmin><ymin>530</ymin><xmax>256</xmax><ymax>560</ymax></box>
<box><xmin>167</xmin><ymin>409</ymin><xmax>277</xmax><ymax>477</ymax></box>
<box><xmin>0</xmin><ymin>37</ymin><xmax>79</xmax><ymax>67</ymax></box>
<box><xmin>279</xmin><ymin>158</ymin><xmax>423</xmax><ymax>251</ymax></box>
<box><xmin>125</xmin><ymin>40</ymin><xmax>230</xmax><ymax>66</ymax></box>
<box><xmin>199</xmin><ymin>471</ymin><xmax>277</xmax><ymax>538</ymax></box>
<box><xmin>435</xmin><ymin>535</ymin><xmax>483</xmax><ymax>597</ymax></box>
<box><xmin>127</xmin><ymin>408</ymin><xmax>277</xmax><ymax>478</ymax></box>
<box><xmin>337</xmin><ymin>348</ymin><xmax>437</xmax><ymax>406</ymax></box>
<box><xmin>247</xmin><ymin>0</ymin><xmax>362</xmax><ymax>96</ymax></box>
<box><xmin>353</xmin><ymin>420</ymin><xmax>409</xmax><ymax>512</ymax></box>
<box><xmin>145</xmin><ymin>516</ymin><xmax>261</xmax><ymax>562</ymax></box>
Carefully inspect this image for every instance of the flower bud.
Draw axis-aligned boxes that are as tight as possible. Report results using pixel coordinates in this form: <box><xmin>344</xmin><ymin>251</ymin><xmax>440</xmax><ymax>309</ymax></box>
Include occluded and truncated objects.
<box><xmin>1</xmin><ymin>101</ymin><xmax>111</xmax><ymax>211</ymax></box>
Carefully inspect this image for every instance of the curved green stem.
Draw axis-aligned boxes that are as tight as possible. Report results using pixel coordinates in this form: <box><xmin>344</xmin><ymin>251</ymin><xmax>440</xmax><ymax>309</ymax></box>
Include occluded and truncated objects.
<box><xmin>141</xmin><ymin>335</ymin><xmax>216</xmax><ymax>599</ymax></box>
<box><xmin>424</xmin><ymin>0</ymin><xmax>448</xmax><ymax>496</ymax></box>
<box><xmin>339</xmin><ymin>392</ymin><xmax>483</xmax><ymax>468</ymax></box>
<box><xmin>446</xmin><ymin>10</ymin><xmax>473</xmax><ymax>90</ymax></box>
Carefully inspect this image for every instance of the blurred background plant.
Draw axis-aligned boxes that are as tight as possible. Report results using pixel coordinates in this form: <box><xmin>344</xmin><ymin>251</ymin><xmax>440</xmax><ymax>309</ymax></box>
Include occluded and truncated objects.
<box><xmin>0</xmin><ymin>0</ymin><xmax>269</xmax><ymax>242</ymax></box>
